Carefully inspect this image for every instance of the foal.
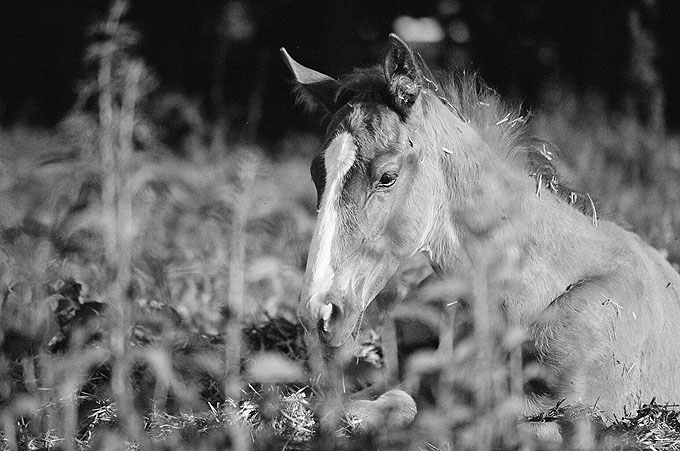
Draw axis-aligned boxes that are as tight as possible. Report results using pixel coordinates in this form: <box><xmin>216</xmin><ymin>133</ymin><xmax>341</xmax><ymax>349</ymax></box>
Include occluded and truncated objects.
<box><xmin>283</xmin><ymin>35</ymin><xmax>680</xmax><ymax>427</ymax></box>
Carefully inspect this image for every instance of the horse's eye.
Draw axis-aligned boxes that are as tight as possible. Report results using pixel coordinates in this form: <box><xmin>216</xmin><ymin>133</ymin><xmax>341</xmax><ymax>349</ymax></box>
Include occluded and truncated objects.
<box><xmin>377</xmin><ymin>172</ymin><xmax>398</xmax><ymax>188</ymax></box>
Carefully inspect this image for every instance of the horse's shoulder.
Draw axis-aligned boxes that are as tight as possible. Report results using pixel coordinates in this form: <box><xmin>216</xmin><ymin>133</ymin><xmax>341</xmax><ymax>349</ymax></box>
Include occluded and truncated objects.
<box><xmin>597</xmin><ymin>220</ymin><xmax>670</xmax><ymax>271</ymax></box>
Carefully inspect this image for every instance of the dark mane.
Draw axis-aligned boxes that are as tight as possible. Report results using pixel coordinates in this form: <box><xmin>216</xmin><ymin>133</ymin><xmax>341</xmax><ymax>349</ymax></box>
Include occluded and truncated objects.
<box><xmin>335</xmin><ymin>67</ymin><xmax>392</xmax><ymax>109</ymax></box>
<box><xmin>332</xmin><ymin>66</ymin><xmax>596</xmax><ymax>217</ymax></box>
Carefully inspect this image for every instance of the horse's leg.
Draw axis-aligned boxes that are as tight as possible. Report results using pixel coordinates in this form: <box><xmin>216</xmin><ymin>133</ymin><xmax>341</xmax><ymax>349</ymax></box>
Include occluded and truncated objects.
<box><xmin>344</xmin><ymin>277</ymin><xmax>405</xmax><ymax>400</ymax></box>
<box><xmin>351</xmin><ymin>255</ymin><xmax>435</xmax><ymax>395</ymax></box>
<box><xmin>520</xmin><ymin>415</ymin><xmax>601</xmax><ymax>448</ymax></box>
<box><xmin>343</xmin><ymin>388</ymin><xmax>417</xmax><ymax>433</ymax></box>
<box><xmin>518</xmin><ymin>422</ymin><xmax>563</xmax><ymax>445</ymax></box>
<box><xmin>525</xmin><ymin>291</ymin><xmax>615</xmax><ymax>410</ymax></box>
<box><xmin>326</xmin><ymin>260</ymin><xmax>436</xmax><ymax>433</ymax></box>
<box><xmin>321</xmin><ymin>324</ymin><xmax>416</xmax><ymax>434</ymax></box>
<box><xmin>521</xmin><ymin>281</ymin><xmax>620</xmax><ymax>446</ymax></box>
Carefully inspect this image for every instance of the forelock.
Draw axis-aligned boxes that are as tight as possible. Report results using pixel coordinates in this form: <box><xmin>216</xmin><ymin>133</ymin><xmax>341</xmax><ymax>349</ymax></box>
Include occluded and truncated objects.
<box><xmin>335</xmin><ymin>67</ymin><xmax>391</xmax><ymax>107</ymax></box>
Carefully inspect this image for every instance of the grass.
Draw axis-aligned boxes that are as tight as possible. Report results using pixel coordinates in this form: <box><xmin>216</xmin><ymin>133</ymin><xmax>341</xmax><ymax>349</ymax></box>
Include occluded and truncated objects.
<box><xmin>0</xmin><ymin>2</ymin><xmax>679</xmax><ymax>450</ymax></box>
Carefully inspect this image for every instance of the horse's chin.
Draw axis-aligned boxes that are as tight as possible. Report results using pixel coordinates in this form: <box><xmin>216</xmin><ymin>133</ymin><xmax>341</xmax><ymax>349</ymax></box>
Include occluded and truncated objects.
<box><xmin>321</xmin><ymin>309</ymin><xmax>362</xmax><ymax>348</ymax></box>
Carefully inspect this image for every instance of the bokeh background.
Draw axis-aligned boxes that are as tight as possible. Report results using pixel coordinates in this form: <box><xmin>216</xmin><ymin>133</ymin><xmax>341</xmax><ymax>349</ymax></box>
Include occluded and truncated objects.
<box><xmin>2</xmin><ymin>0</ymin><xmax>679</xmax><ymax>139</ymax></box>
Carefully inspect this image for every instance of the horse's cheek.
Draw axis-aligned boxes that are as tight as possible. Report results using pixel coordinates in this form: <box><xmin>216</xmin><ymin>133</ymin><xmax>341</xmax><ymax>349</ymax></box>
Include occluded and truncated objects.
<box><xmin>382</xmin><ymin>211</ymin><xmax>417</xmax><ymax>252</ymax></box>
<box><xmin>357</xmin><ymin>198</ymin><xmax>410</xmax><ymax>256</ymax></box>
<box><xmin>398</xmin><ymin>173</ymin><xmax>432</xmax><ymax>245</ymax></box>
<box><xmin>360</xmin><ymin>193</ymin><xmax>391</xmax><ymax>240</ymax></box>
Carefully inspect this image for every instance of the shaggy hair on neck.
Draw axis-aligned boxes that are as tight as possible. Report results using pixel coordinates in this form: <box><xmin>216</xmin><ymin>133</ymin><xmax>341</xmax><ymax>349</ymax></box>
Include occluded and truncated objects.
<box><xmin>330</xmin><ymin>66</ymin><xmax>595</xmax><ymax>217</ymax></box>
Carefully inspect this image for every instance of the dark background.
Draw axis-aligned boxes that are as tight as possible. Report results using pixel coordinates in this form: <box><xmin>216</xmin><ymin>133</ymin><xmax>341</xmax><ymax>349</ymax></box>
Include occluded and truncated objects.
<box><xmin>1</xmin><ymin>0</ymin><xmax>678</xmax><ymax>142</ymax></box>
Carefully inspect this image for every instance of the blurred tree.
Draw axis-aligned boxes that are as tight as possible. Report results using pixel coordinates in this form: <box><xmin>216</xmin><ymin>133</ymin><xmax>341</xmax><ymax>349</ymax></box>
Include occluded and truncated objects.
<box><xmin>0</xmin><ymin>0</ymin><xmax>679</xmax><ymax>137</ymax></box>
<box><xmin>657</xmin><ymin>0</ymin><xmax>680</xmax><ymax>130</ymax></box>
<box><xmin>0</xmin><ymin>0</ymin><xmax>110</xmax><ymax>125</ymax></box>
<box><xmin>625</xmin><ymin>1</ymin><xmax>664</xmax><ymax>132</ymax></box>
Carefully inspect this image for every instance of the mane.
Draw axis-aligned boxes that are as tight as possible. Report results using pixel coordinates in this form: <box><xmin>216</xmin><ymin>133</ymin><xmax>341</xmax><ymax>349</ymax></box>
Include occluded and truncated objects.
<box><xmin>334</xmin><ymin>66</ymin><xmax>595</xmax><ymax>217</ymax></box>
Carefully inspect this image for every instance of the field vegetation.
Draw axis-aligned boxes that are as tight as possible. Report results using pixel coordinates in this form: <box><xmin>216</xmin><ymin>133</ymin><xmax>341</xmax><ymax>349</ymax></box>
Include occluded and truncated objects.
<box><xmin>0</xmin><ymin>2</ymin><xmax>678</xmax><ymax>450</ymax></box>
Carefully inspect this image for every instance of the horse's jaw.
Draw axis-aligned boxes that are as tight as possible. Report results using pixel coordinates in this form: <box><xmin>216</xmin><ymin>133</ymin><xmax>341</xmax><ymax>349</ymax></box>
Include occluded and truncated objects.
<box><xmin>299</xmin><ymin>253</ymin><xmax>403</xmax><ymax>349</ymax></box>
<box><xmin>296</xmin><ymin>290</ymin><xmax>362</xmax><ymax>350</ymax></box>
<box><xmin>298</xmin><ymin>281</ymin><xmax>381</xmax><ymax>348</ymax></box>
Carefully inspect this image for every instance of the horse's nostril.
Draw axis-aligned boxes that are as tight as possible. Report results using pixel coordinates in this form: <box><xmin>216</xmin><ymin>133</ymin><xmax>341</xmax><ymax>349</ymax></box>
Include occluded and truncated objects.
<box><xmin>321</xmin><ymin>303</ymin><xmax>334</xmax><ymax>330</ymax></box>
<box><xmin>317</xmin><ymin>318</ymin><xmax>329</xmax><ymax>342</ymax></box>
<box><xmin>317</xmin><ymin>302</ymin><xmax>342</xmax><ymax>343</ymax></box>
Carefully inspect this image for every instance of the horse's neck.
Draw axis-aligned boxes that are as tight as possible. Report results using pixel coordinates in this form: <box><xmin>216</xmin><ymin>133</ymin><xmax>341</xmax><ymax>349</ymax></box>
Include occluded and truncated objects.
<box><xmin>430</xmin><ymin>142</ymin><xmax>607</xmax><ymax>321</ymax></box>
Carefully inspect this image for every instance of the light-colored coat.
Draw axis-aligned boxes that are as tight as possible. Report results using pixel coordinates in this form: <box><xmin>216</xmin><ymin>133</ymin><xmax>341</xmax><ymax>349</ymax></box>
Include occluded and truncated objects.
<box><xmin>282</xmin><ymin>34</ymin><xmax>680</xmax><ymax>423</ymax></box>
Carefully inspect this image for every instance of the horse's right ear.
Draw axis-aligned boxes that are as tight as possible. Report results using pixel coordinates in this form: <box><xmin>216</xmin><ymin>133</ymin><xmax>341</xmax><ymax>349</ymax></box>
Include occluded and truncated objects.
<box><xmin>280</xmin><ymin>48</ymin><xmax>340</xmax><ymax>114</ymax></box>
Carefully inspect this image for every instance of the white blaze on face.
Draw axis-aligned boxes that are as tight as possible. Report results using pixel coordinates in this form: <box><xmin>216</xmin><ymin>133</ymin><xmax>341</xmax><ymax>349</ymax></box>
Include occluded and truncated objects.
<box><xmin>308</xmin><ymin>132</ymin><xmax>356</xmax><ymax>302</ymax></box>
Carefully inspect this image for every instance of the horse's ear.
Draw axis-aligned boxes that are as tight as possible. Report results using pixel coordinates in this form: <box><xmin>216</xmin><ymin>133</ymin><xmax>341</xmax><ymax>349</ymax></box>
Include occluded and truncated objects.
<box><xmin>280</xmin><ymin>48</ymin><xmax>340</xmax><ymax>114</ymax></box>
<box><xmin>383</xmin><ymin>34</ymin><xmax>426</xmax><ymax>115</ymax></box>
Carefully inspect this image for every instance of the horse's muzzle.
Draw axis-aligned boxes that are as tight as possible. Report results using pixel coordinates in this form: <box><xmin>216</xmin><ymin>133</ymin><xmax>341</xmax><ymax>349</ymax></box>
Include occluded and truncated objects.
<box><xmin>298</xmin><ymin>292</ymin><xmax>351</xmax><ymax>347</ymax></box>
<box><xmin>316</xmin><ymin>301</ymin><xmax>343</xmax><ymax>344</ymax></box>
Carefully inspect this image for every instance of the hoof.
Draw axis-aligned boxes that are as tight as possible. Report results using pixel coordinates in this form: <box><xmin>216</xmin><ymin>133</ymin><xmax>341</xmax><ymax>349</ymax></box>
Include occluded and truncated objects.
<box><xmin>343</xmin><ymin>389</ymin><xmax>417</xmax><ymax>433</ymax></box>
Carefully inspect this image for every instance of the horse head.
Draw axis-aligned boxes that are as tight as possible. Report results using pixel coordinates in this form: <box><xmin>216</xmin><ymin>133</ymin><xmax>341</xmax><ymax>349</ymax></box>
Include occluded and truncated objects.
<box><xmin>283</xmin><ymin>33</ymin><xmax>680</xmax><ymax>425</ymax></box>
<box><xmin>283</xmin><ymin>35</ymin><xmax>465</xmax><ymax>347</ymax></box>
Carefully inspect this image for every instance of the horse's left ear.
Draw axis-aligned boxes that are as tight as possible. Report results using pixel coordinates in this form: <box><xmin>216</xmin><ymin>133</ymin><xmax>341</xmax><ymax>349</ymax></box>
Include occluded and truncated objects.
<box><xmin>280</xmin><ymin>48</ymin><xmax>340</xmax><ymax>114</ymax></box>
<box><xmin>383</xmin><ymin>34</ymin><xmax>427</xmax><ymax>115</ymax></box>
